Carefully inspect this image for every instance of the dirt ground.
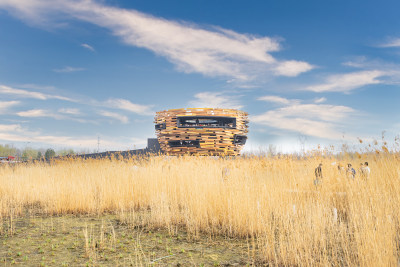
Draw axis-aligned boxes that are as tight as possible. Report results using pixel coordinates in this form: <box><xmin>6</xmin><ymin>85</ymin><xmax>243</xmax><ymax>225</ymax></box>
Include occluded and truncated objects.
<box><xmin>0</xmin><ymin>214</ymin><xmax>259</xmax><ymax>266</ymax></box>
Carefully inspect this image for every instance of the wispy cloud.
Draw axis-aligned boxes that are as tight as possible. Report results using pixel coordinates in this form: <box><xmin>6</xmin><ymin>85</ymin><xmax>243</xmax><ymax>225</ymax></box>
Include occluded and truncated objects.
<box><xmin>257</xmin><ymin>95</ymin><xmax>299</xmax><ymax>105</ymax></box>
<box><xmin>105</xmin><ymin>98</ymin><xmax>154</xmax><ymax>116</ymax></box>
<box><xmin>16</xmin><ymin>109</ymin><xmax>90</xmax><ymax>123</ymax></box>
<box><xmin>98</xmin><ymin>110</ymin><xmax>129</xmax><ymax>124</ymax></box>
<box><xmin>188</xmin><ymin>92</ymin><xmax>243</xmax><ymax>109</ymax></box>
<box><xmin>58</xmin><ymin>108</ymin><xmax>81</xmax><ymax>115</ymax></box>
<box><xmin>0</xmin><ymin>84</ymin><xmax>74</xmax><ymax>101</ymax></box>
<box><xmin>314</xmin><ymin>97</ymin><xmax>327</xmax><ymax>103</ymax></box>
<box><xmin>16</xmin><ymin>109</ymin><xmax>63</xmax><ymax>119</ymax></box>
<box><xmin>379</xmin><ymin>38</ymin><xmax>400</xmax><ymax>48</ymax></box>
<box><xmin>305</xmin><ymin>70</ymin><xmax>385</xmax><ymax>93</ymax></box>
<box><xmin>1</xmin><ymin>83</ymin><xmax>153</xmax><ymax>125</ymax></box>
<box><xmin>0</xmin><ymin>124</ymin><xmax>22</xmax><ymax>132</ymax></box>
<box><xmin>0</xmin><ymin>84</ymin><xmax>153</xmax><ymax>117</ymax></box>
<box><xmin>0</xmin><ymin>0</ymin><xmax>313</xmax><ymax>84</ymax></box>
<box><xmin>18</xmin><ymin>84</ymin><xmax>56</xmax><ymax>91</ymax></box>
<box><xmin>342</xmin><ymin>58</ymin><xmax>400</xmax><ymax>86</ymax></box>
<box><xmin>253</xmin><ymin>97</ymin><xmax>356</xmax><ymax>140</ymax></box>
<box><xmin>81</xmin><ymin>43</ymin><xmax>95</xmax><ymax>52</ymax></box>
<box><xmin>0</xmin><ymin>123</ymin><xmax>145</xmax><ymax>150</ymax></box>
<box><xmin>0</xmin><ymin>100</ymin><xmax>20</xmax><ymax>112</ymax></box>
<box><xmin>53</xmin><ymin>66</ymin><xmax>86</xmax><ymax>73</ymax></box>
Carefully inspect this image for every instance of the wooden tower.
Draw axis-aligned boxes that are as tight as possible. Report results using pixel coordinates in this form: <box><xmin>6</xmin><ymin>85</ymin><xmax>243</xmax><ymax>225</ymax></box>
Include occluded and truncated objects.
<box><xmin>154</xmin><ymin>108</ymin><xmax>249</xmax><ymax>155</ymax></box>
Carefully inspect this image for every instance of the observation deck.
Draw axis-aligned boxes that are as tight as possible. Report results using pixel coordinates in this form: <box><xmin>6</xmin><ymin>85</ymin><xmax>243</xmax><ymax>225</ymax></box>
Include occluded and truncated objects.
<box><xmin>154</xmin><ymin>108</ymin><xmax>249</xmax><ymax>155</ymax></box>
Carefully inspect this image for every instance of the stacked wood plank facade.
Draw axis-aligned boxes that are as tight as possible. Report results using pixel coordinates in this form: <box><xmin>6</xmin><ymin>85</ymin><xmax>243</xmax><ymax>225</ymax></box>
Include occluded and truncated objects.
<box><xmin>154</xmin><ymin>108</ymin><xmax>249</xmax><ymax>155</ymax></box>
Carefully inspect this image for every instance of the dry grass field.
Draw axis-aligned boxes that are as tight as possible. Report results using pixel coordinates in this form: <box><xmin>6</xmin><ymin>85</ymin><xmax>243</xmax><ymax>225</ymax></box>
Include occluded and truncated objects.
<box><xmin>1</xmin><ymin>151</ymin><xmax>400</xmax><ymax>266</ymax></box>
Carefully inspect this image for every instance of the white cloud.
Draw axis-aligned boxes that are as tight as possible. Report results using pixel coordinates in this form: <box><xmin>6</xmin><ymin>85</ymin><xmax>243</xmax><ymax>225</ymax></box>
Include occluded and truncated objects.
<box><xmin>98</xmin><ymin>110</ymin><xmax>129</xmax><ymax>124</ymax></box>
<box><xmin>105</xmin><ymin>98</ymin><xmax>154</xmax><ymax>115</ymax></box>
<box><xmin>53</xmin><ymin>66</ymin><xmax>86</xmax><ymax>73</ymax></box>
<box><xmin>341</xmin><ymin>58</ymin><xmax>400</xmax><ymax>87</ymax></box>
<box><xmin>1</xmin><ymin>84</ymin><xmax>153</xmax><ymax>125</ymax></box>
<box><xmin>306</xmin><ymin>70</ymin><xmax>385</xmax><ymax>93</ymax></box>
<box><xmin>16</xmin><ymin>108</ymin><xmax>93</xmax><ymax>124</ymax></box>
<box><xmin>16</xmin><ymin>109</ymin><xmax>63</xmax><ymax>119</ymax></box>
<box><xmin>379</xmin><ymin>38</ymin><xmax>400</xmax><ymax>48</ymax></box>
<box><xmin>0</xmin><ymin>84</ymin><xmax>74</xmax><ymax>101</ymax></box>
<box><xmin>0</xmin><ymin>124</ymin><xmax>22</xmax><ymax>132</ymax></box>
<box><xmin>81</xmin><ymin>43</ymin><xmax>95</xmax><ymax>52</ymax></box>
<box><xmin>253</xmin><ymin>97</ymin><xmax>356</xmax><ymax>140</ymax></box>
<box><xmin>0</xmin><ymin>123</ymin><xmax>145</xmax><ymax>150</ymax></box>
<box><xmin>277</xmin><ymin>104</ymin><xmax>354</xmax><ymax>122</ymax></box>
<box><xmin>16</xmin><ymin>109</ymin><xmax>46</xmax><ymax>117</ymax></box>
<box><xmin>18</xmin><ymin>84</ymin><xmax>56</xmax><ymax>91</ymax></box>
<box><xmin>1</xmin><ymin>84</ymin><xmax>153</xmax><ymax>117</ymax></box>
<box><xmin>0</xmin><ymin>100</ymin><xmax>20</xmax><ymax>111</ymax></box>
<box><xmin>0</xmin><ymin>0</ymin><xmax>313</xmax><ymax>83</ymax></box>
<box><xmin>257</xmin><ymin>95</ymin><xmax>299</xmax><ymax>105</ymax></box>
<box><xmin>188</xmin><ymin>92</ymin><xmax>243</xmax><ymax>109</ymax></box>
<box><xmin>58</xmin><ymin>108</ymin><xmax>81</xmax><ymax>115</ymax></box>
<box><xmin>314</xmin><ymin>97</ymin><xmax>326</xmax><ymax>103</ymax></box>
<box><xmin>275</xmin><ymin>60</ymin><xmax>314</xmax><ymax>77</ymax></box>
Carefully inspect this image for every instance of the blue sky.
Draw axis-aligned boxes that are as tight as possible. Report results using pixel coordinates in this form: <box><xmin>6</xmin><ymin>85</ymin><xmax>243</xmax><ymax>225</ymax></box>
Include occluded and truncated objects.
<box><xmin>0</xmin><ymin>0</ymin><xmax>399</xmax><ymax>153</ymax></box>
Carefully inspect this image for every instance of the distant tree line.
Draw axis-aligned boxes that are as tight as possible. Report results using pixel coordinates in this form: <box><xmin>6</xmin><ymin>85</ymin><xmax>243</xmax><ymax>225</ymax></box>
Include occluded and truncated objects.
<box><xmin>0</xmin><ymin>144</ymin><xmax>76</xmax><ymax>160</ymax></box>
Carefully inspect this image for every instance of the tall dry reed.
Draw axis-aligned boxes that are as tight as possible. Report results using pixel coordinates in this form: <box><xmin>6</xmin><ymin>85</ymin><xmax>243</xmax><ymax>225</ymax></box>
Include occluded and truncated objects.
<box><xmin>0</xmin><ymin>154</ymin><xmax>399</xmax><ymax>265</ymax></box>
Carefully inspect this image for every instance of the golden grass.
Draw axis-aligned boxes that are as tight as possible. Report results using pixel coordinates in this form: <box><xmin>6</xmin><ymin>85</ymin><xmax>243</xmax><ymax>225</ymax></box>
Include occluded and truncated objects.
<box><xmin>1</xmin><ymin>153</ymin><xmax>399</xmax><ymax>265</ymax></box>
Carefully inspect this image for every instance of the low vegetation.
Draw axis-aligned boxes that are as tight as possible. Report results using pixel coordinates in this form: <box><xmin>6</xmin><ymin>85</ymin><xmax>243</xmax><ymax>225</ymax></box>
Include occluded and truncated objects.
<box><xmin>0</xmin><ymin>144</ymin><xmax>76</xmax><ymax>161</ymax></box>
<box><xmin>1</xmin><ymin>148</ymin><xmax>400</xmax><ymax>265</ymax></box>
